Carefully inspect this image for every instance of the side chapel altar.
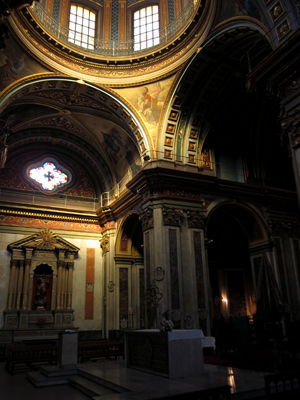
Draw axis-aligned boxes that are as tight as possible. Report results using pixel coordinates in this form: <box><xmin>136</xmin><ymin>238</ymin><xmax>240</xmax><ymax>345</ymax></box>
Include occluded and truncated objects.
<box><xmin>125</xmin><ymin>329</ymin><xmax>204</xmax><ymax>379</ymax></box>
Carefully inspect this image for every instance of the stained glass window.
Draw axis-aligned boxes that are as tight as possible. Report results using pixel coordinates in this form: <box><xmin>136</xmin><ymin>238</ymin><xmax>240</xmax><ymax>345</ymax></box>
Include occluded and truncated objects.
<box><xmin>29</xmin><ymin>162</ymin><xmax>68</xmax><ymax>191</ymax></box>
<box><xmin>134</xmin><ymin>5</ymin><xmax>160</xmax><ymax>51</ymax></box>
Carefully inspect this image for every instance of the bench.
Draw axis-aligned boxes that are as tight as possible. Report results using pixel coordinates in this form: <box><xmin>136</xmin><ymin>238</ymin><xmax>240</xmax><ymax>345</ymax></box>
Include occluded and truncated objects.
<box><xmin>265</xmin><ymin>370</ymin><xmax>300</xmax><ymax>398</ymax></box>
<box><xmin>78</xmin><ymin>340</ymin><xmax>124</xmax><ymax>363</ymax></box>
<box><xmin>5</xmin><ymin>345</ymin><xmax>58</xmax><ymax>374</ymax></box>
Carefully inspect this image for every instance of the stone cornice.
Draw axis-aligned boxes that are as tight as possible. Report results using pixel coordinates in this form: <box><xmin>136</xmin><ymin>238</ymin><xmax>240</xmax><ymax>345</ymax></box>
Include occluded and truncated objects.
<box><xmin>246</xmin><ymin>28</ymin><xmax>300</xmax><ymax>94</ymax></box>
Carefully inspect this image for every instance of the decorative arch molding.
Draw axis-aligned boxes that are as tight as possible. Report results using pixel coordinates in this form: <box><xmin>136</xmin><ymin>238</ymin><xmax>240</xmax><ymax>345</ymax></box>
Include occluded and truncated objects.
<box><xmin>3</xmin><ymin>228</ymin><xmax>79</xmax><ymax>337</ymax></box>
<box><xmin>205</xmin><ymin>199</ymin><xmax>270</xmax><ymax>249</ymax></box>
<box><xmin>0</xmin><ymin>76</ymin><xmax>151</xmax><ymax>160</ymax></box>
<box><xmin>158</xmin><ymin>21</ymin><xmax>272</xmax><ymax>165</ymax></box>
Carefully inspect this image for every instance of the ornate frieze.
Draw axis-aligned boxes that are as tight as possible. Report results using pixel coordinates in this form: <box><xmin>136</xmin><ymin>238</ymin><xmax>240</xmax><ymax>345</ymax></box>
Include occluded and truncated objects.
<box><xmin>139</xmin><ymin>209</ymin><xmax>153</xmax><ymax>231</ymax></box>
<box><xmin>268</xmin><ymin>219</ymin><xmax>300</xmax><ymax>237</ymax></box>
<box><xmin>162</xmin><ymin>207</ymin><xmax>183</xmax><ymax>226</ymax></box>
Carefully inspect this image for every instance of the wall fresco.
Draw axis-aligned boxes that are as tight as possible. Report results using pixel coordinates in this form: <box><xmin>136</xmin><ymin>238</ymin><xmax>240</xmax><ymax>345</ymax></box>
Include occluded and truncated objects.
<box><xmin>0</xmin><ymin>34</ymin><xmax>49</xmax><ymax>93</ymax></box>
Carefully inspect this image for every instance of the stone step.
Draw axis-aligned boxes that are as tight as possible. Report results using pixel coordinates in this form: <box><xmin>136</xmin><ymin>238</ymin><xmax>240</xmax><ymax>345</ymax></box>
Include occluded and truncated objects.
<box><xmin>69</xmin><ymin>374</ymin><xmax>118</xmax><ymax>398</ymax></box>
<box><xmin>78</xmin><ymin>369</ymin><xmax>131</xmax><ymax>394</ymax></box>
<box><xmin>26</xmin><ymin>370</ymin><xmax>69</xmax><ymax>387</ymax></box>
<box><xmin>39</xmin><ymin>364</ymin><xmax>78</xmax><ymax>378</ymax></box>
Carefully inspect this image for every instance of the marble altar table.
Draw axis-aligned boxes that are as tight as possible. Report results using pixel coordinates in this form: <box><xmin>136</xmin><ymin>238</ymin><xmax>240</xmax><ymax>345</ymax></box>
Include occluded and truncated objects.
<box><xmin>125</xmin><ymin>329</ymin><xmax>204</xmax><ymax>379</ymax></box>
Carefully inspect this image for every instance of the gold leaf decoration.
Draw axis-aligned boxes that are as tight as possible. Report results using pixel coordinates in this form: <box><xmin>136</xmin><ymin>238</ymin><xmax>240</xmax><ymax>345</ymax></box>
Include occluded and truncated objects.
<box><xmin>35</xmin><ymin>228</ymin><xmax>57</xmax><ymax>249</ymax></box>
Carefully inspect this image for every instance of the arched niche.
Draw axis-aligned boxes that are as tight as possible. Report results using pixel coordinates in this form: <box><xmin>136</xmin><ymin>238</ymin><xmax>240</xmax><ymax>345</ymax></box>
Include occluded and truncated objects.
<box><xmin>206</xmin><ymin>202</ymin><xmax>270</xmax><ymax>324</ymax></box>
<box><xmin>114</xmin><ymin>213</ymin><xmax>144</xmax><ymax>330</ymax></box>
<box><xmin>3</xmin><ymin>228</ymin><xmax>80</xmax><ymax>341</ymax></box>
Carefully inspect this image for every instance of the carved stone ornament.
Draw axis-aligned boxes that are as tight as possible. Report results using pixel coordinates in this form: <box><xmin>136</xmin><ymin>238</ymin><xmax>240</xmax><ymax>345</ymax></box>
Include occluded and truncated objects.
<box><xmin>154</xmin><ymin>267</ymin><xmax>165</xmax><ymax>281</ymax></box>
<box><xmin>276</xmin><ymin>19</ymin><xmax>291</xmax><ymax>41</ymax></box>
<box><xmin>184</xmin><ymin>315</ymin><xmax>194</xmax><ymax>329</ymax></box>
<box><xmin>270</xmin><ymin>2</ymin><xmax>285</xmax><ymax>22</ymax></box>
<box><xmin>172</xmin><ymin>309</ymin><xmax>182</xmax><ymax>322</ymax></box>
<box><xmin>162</xmin><ymin>207</ymin><xmax>183</xmax><ymax>226</ymax></box>
<box><xmin>100</xmin><ymin>236</ymin><xmax>109</xmax><ymax>254</ymax></box>
<box><xmin>187</xmin><ymin>210</ymin><xmax>206</xmax><ymax>229</ymax></box>
<box><xmin>86</xmin><ymin>283</ymin><xmax>94</xmax><ymax>293</ymax></box>
<box><xmin>108</xmin><ymin>281</ymin><xmax>115</xmax><ymax>292</ymax></box>
<box><xmin>139</xmin><ymin>209</ymin><xmax>153</xmax><ymax>231</ymax></box>
<box><xmin>281</xmin><ymin>111</ymin><xmax>300</xmax><ymax>148</ymax></box>
<box><xmin>120</xmin><ymin>318</ymin><xmax>128</xmax><ymax>329</ymax></box>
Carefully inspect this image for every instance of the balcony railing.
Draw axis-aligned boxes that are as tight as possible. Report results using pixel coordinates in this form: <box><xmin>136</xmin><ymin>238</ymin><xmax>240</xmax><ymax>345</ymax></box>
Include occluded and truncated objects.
<box><xmin>30</xmin><ymin>1</ymin><xmax>200</xmax><ymax>57</ymax></box>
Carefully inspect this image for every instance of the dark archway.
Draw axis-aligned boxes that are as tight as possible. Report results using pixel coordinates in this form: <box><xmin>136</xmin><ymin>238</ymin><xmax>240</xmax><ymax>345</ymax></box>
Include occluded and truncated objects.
<box><xmin>206</xmin><ymin>203</ymin><xmax>270</xmax><ymax>356</ymax></box>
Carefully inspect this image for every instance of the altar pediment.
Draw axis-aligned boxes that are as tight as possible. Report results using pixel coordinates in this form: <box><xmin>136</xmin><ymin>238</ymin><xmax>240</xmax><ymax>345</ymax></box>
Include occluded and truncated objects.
<box><xmin>7</xmin><ymin>228</ymin><xmax>79</xmax><ymax>253</ymax></box>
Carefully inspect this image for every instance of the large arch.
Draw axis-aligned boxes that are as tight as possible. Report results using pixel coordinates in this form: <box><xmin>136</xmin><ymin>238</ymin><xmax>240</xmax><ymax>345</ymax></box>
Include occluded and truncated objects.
<box><xmin>0</xmin><ymin>76</ymin><xmax>151</xmax><ymax>208</ymax></box>
<box><xmin>205</xmin><ymin>201</ymin><xmax>271</xmax><ymax>324</ymax></box>
<box><xmin>159</xmin><ymin>20</ymin><xmax>273</xmax><ymax>163</ymax></box>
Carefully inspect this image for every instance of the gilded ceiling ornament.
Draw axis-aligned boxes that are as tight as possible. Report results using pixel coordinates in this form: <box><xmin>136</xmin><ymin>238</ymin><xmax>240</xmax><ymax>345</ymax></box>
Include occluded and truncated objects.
<box><xmin>35</xmin><ymin>228</ymin><xmax>57</xmax><ymax>249</ymax></box>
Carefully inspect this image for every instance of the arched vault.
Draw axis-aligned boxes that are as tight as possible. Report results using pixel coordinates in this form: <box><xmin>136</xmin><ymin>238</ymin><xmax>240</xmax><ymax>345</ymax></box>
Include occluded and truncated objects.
<box><xmin>0</xmin><ymin>77</ymin><xmax>151</xmax><ymax>200</ymax></box>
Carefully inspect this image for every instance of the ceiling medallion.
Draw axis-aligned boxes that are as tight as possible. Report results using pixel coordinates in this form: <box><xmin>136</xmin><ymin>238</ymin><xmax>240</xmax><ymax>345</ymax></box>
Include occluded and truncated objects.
<box><xmin>35</xmin><ymin>228</ymin><xmax>57</xmax><ymax>249</ymax></box>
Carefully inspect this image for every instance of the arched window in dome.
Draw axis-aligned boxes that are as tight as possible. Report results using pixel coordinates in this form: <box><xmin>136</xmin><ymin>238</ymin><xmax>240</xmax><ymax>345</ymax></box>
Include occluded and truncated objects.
<box><xmin>133</xmin><ymin>5</ymin><xmax>160</xmax><ymax>51</ymax></box>
<box><xmin>68</xmin><ymin>4</ymin><xmax>96</xmax><ymax>49</ymax></box>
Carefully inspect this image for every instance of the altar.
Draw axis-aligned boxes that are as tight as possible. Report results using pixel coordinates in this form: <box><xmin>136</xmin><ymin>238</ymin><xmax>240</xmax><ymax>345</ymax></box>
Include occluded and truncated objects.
<box><xmin>125</xmin><ymin>329</ymin><xmax>204</xmax><ymax>379</ymax></box>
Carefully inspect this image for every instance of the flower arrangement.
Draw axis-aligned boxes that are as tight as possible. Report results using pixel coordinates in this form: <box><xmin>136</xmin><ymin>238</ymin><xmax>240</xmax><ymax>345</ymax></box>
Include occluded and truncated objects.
<box><xmin>160</xmin><ymin>318</ymin><xmax>174</xmax><ymax>332</ymax></box>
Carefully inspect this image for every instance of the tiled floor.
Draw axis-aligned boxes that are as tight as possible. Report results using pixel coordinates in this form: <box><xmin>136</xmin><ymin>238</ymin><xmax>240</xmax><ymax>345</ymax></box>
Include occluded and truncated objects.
<box><xmin>0</xmin><ymin>360</ymin><xmax>267</xmax><ymax>400</ymax></box>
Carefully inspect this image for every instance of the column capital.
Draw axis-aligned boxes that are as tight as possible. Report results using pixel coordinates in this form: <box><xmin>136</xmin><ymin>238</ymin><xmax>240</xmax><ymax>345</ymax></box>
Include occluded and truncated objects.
<box><xmin>139</xmin><ymin>208</ymin><xmax>153</xmax><ymax>231</ymax></box>
<box><xmin>162</xmin><ymin>207</ymin><xmax>183</xmax><ymax>226</ymax></box>
<box><xmin>100</xmin><ymin>236</ymin><xmax>110</xmax><ymax>254</ymax></box>
<box><xmin>281</xmin><ymin>109</ymin><xmax>300</xmax><ymax>148</ymax></box>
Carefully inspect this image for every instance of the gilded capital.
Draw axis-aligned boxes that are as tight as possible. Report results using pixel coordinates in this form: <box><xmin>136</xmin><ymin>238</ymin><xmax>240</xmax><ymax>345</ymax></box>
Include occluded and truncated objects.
<box><xmin>187</xmin><ymin>210</ymin><xmax>205</xmax><ymax>229</ymax></box>
<box><xmin>281</xmin><ymin>110</ymin><xmax>300</xmax><ymax>148</ymax></box>
<box><xmin>162</xmin><ymin>207</ymin><xmax>183</xmax><ymax>226</ymax></box>
<box><xmin>139</xmin><ymin>209</ymin><xmax>153</xmax><ymax>231</ymax></box>
<box><xmin>100</xmin><ymin>236</ymin><xmax>110</xmax><ymax>254</ymax></box>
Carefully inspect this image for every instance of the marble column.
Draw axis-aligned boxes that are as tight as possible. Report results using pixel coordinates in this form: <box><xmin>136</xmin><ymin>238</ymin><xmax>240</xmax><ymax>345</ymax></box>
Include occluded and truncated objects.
<box><xmin>67</xmin><ymin>262</ymin><xmax>74</xmax><ymax>309</ymax></box>
<box><xmin>16</xmin><ymin>260</ymin><xmax>25</xmax><ymax>310</ymax></box>
<box><xmin>7</xmin><ymin>260</ymin><xmax>18</xmax><ymax>310</ymax></box>
<box><xmin>56</xmin><ymin>261</ymin><xmax>64</xmax><ymax>309</ymax></box>
<box><xmin>21</xmin><ymin>259</ymin><xmax>31</xmax><ymax>310</ymax></box>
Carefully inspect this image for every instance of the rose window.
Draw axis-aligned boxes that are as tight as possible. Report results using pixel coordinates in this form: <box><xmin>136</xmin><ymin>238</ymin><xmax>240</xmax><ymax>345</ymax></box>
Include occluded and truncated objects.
<box><xmin>29</xmin><ymin>162</ymin><xmax>68</xmax><ymax>191</ymax></box>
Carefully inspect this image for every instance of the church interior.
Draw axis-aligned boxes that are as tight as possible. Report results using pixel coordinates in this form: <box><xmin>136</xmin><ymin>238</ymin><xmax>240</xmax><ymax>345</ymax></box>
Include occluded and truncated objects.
<box><xmin>1</xmin><ymin>0</ymin><xmax>300</xmax><ymax>398</ymax></box>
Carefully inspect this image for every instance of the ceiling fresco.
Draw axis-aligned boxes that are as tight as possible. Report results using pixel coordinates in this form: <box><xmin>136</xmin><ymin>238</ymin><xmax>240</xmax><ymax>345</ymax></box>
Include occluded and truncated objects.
<box><xmin>0</xmin><ymin>34</ymin><xmax>50</xmax><ymax>93</ymax></box>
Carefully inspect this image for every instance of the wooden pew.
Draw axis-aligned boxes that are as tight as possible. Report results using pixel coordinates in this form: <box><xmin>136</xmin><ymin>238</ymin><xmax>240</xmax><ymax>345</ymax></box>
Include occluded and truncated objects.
<box><xmin>5</xmin><ymin>344</ymin><xmax>58</xmax><ymax>374</ymax></box>
<box><xmin>78</xmin><ymin>339</ymin><xmax>124</xmax><ymax>363</ymax></box>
